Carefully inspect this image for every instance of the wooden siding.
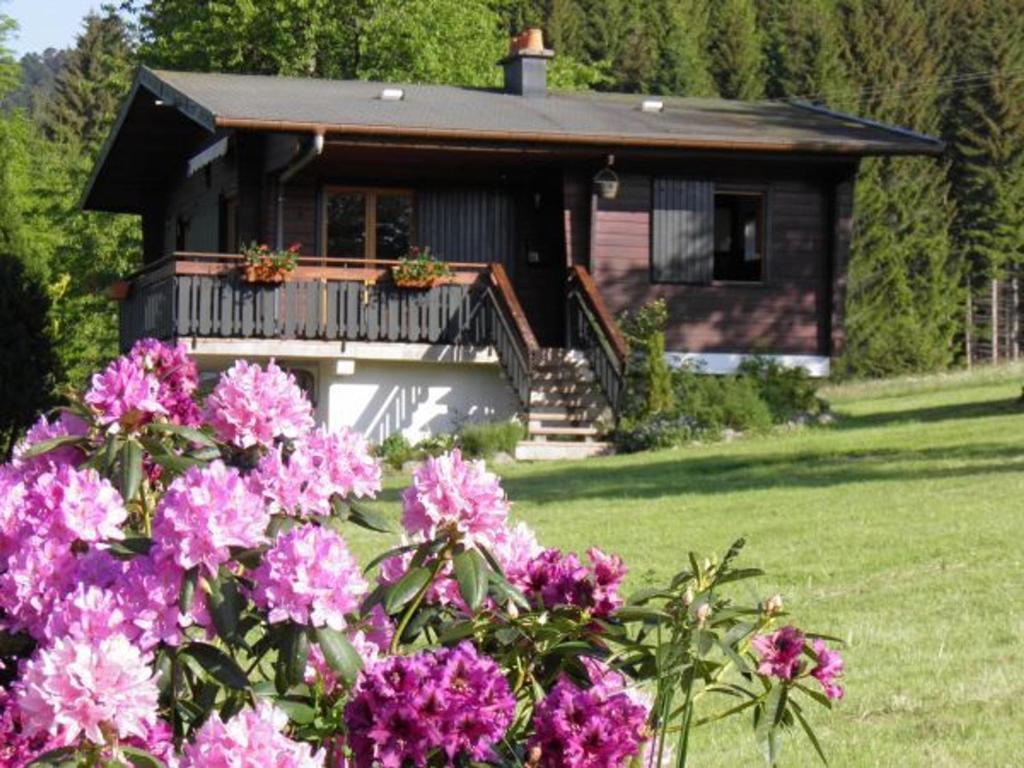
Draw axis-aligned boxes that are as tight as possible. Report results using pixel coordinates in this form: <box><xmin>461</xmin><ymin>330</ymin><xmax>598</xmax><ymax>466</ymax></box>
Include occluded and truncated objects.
<box><xmin>562</xmin><ymin>171</ymin><xmax>591</xmax><ymax>268</ymax></box>
<box><xmin>162</xmin><ymin>148</ymin><xmax>238</xmax><ymax>255</ymax></box>
<box><xmin>417</xmin><ymin>187</ymin><xmax>523</xmax><ymax>269</ymax></box>
<box><xmin>590</xmin><ymin>173</ymin><xmax>835</xmax><ymax>356</ymax></box>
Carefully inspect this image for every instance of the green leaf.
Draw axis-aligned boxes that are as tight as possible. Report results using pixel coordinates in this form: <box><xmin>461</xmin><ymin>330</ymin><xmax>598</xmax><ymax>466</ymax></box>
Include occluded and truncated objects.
<box><xmin>791</xmin><ymin>700</ymin><xmax>830</xmax><ymax>765</ymax></box>
<box><xmin>147</xmin><ymin>451</ymin><xmax>202</xmax><ymax>477</ymax></box>
<box><xmin>208</xmin><ymin>570</ymin><xmax>243</xmax><ymax>643</ymax></box>
<box><xmin>18</xmin><ymin>434</ymin><xmax>86</xmax><ymax>460</ymax></box>
<box><xmin>277</xmin><ymin>624</ymin><xmax>310</xmax><ymax>690</ymax></box>
<box><xmin>146</xmin><ymin>422</ymin><xmax>217</xmax><ymax>447</ymax></box>
<box><xmin>182</xmin><ymin>642</ymin><xmax>249</xmax><ymax>690</ymax></box>
<box><xmin>614</xmin><ymin>605</ymin><xmax>671</xmax><ymax>623</ymax></box>
<box><xmin>488</xmin><ymin>571</ymin><xmax>530</xmax><ymax>610</ymax></box>
<box><xmin>362</xmin><ymin>543</ymin><xmax>418</xmax><ymax>574</ymax></box>
<box><xmin>756</xmin><ymin>684</ymin><xmax>788</xmax><ymax>766</ymax></box>
<box><xmin>121</xmin><ymin>439</ymin><xmax>144</xmax><ymax>501</ymax></box>
<box><xmin>715</xmin><ymin>567</ymin><xmax>765</xmax><ymax>585</ymax></box>
<box><xmin>347</xmin><ymin>501</ymin><xmax>392</xmax><ymax>533</ymax></box>
<box><xmin>315</xmin><ymin>626</ymin><xmax>364</xmax><ymax>686</ymax></box>
<box><xmin>179</xmin><ymin>566</ymin><xmax>198</xmax><ymax>614</ymax></box>
<box><xmin>107</xmin><ymin>536</ymin><xmax>154</xmax><ymax>559</ymax></box>
<box><xmin>384</xmin><ymin>566</ymin><xmax>431</xmax><ymax>614</ymax></box>
<box><xmin>437</xmin><ymin>620</ymin><xmax>477</xmax><ymax>643</ymax></box>
<box><xmin>275</xmin><ymin>697</ymin><xmax>317</xmax><ymax>725</ymax></box>
<box><xmin>120</xmin><ymin>747</ymin><xmax>169</xmax><ymax>768</ymax></box>
<box><xmin>452</xmin><ymin>549</ymin><xmax>488</xmax><ymax>611</ymax></box>
<box><xmin>25</xmin><ymin>746</ymin><xmax>78</xmax><ymax>767</ymax></box>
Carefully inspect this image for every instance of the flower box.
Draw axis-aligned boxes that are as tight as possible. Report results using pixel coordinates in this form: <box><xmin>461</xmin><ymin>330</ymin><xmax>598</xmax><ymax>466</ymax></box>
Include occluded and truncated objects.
<box><xmin>241</xmin><ymin>263</ymin><xmax>289</xmax><ymax>284</ymax></box>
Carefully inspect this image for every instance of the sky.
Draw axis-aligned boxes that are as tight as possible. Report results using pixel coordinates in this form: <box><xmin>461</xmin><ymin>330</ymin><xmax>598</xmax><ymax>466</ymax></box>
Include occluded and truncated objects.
<box><xmin>5</xmin><ymin>0</ymin><xmax>105</xmax><ymax>57</ymax></box>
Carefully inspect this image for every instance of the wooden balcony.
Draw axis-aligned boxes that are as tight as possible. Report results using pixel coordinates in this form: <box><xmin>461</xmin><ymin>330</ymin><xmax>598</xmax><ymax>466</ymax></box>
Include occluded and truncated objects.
<box><xmin>117</xmin><ymin>252</ymin><xmax>539</xmax><ymax>404</ymax></box>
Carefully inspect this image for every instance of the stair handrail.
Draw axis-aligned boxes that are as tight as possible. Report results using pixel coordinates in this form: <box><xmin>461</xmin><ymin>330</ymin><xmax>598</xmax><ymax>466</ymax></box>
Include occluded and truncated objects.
<box><xmin>566</xmin><ymin>265</ymin><xmax>628</xmax><ymax>411</ymax></box>
<box><xmin>481</xmin><ymin>263</ymin><xmax>539</xmax><ymax>407</ymax></box>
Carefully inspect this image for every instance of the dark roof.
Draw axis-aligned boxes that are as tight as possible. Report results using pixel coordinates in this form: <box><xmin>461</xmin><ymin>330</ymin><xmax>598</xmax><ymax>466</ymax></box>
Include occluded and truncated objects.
<box><xmin>145</xmin><ymin>67</ymin><xmax>942</xmax><ymax>155</ymax></box>
<box><xmin>83</xmin><ymin>66</ymin><xmax>943</xmax><ymax>212</ymax></box>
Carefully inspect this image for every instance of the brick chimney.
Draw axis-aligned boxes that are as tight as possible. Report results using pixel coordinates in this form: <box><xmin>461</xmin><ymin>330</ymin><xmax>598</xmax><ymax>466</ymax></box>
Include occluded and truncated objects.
<box><xmin>501</xmin><ymin>28</ymin><xmax>553</xmax><ymax>98</ymax></box>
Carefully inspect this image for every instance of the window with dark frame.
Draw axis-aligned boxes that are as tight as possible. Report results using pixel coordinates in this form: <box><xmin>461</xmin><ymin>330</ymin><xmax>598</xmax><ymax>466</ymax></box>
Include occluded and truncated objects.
<box><xmin>712</xmin><ymin>191</ymin><xmax>765</xmax><ymax>282</ymax></box>
<box><xmin>323</xmin><ymin>188</ymin><xmax>414</xmax><ymax>259</ymax></box>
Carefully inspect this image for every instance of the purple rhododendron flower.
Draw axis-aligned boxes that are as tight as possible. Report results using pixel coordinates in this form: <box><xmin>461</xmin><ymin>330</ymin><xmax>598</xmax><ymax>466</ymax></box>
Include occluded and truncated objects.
<box><xmin>528</xmin><ymin>675</ymin><xmax>649</xmax><ymax>768</ymax></box>
<box><xmin>203</xmin><ymin>359</ymin><xmax>314</xmax><ymax>449</ymax></box>
<box><xmin>251</xmin><ymin>523</ymin><xmax>368</xmax><ymax>630</ymax></box>
<box><xmin>16</xmin><ymin>633</ymin><xmax>158</xmax><ymax>747</ymax></box>
<box><xmin>521</xmin><ymin>546</ymin><xmax>626</xmax><ymax>617</ymax></box>
<box><xmin>152</xmin><ymin>460</ymin><xmax>268</xmax><ymax>577</ymax></box>
<box><xmin>752</xmin><ymin>625</ymin><xmax>806</xmax><ymax>680</ymax></box>
<box><xmin>344</xmin><ymin>641</ymin><xmax>515</xmax><ymax>767</ymax></box>
<box><xmin>85</xmin><ymin>356</ymin><xmax>168</xmax><ymax>431</ymax></box>
<box><xmin>401</xmin><ymin>450</ymin><xmax>509</xmax><ymax>549</ymax></box>
<box><xmin>179</xmin><ymin>700</ymin><xmax>325</xmax><ymax>767</ymax></box>
<box><xmin>129</xmin><ymin>339</ymin><xmax>201</xmax><ymax>426</ymax></box>
<box><xmin>811</xmin><ymin>639</ymin><xmax>845</xmax><ymax>700</ymax></box>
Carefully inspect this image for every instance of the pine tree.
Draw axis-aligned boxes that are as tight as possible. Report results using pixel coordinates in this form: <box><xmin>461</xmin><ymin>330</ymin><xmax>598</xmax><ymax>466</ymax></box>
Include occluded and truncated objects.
<box><xmin>947</xmin><ymin>0</ymin><xmax>1024</xmax><ymax>286</ymax></box>
<box><xmin>654</xmin><ymin>0</ymin><xmax>716</xmax><ymax>96</ymax></box>
<box><xmin>708</xmin><ymin>0</ymin><xmax>765</xmax><ymax>99</ymax></box>
<box><xmin>35</xmin><ymin>12</ymin><xmax>141</xmax><ymax>386</ymax></box>
<box><xmin>41</xmin><ymin>13</ymin><xmax>132</xmax><ymax>147</ymax></box>
<box><xmin>838</xmin><ymin>0</ymin><xmax>962</xmax><ymax>375</ymax></box>
<box><xmin>759</xmin><ymin>0</ymin><xmax>849</xmax><ymax>101</ymax></box>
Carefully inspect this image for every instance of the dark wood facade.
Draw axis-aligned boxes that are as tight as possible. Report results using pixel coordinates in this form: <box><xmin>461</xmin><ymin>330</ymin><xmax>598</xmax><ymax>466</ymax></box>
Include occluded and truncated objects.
<box><xmin>144</xmin><ymin>137</ymin><xmax>855</xmax><ymax>358</ymax></box>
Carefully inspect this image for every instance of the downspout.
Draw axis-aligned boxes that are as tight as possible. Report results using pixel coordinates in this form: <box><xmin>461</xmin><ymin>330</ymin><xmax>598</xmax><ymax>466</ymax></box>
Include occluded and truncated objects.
<box><xmin>276</xmin><ymin>132</ymin><xmax>325</xmax><ymax>250</ymax></box>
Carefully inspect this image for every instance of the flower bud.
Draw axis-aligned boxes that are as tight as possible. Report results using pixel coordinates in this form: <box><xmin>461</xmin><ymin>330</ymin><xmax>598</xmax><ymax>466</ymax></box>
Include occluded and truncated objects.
<box><xmin>682</xmin><ymin>587</ymin><xmax>694</xmax><ymax>607</ymax></box>
<box><xmin>765</xmin><ymin>593</ymin><xmax>784</xmax><ymax>616</ymax></box>
<box><xmin>695</xmin><ymin>602</ymin><xmax>712</xmax><ymax>624</ymax></box>
<box><xmin>507</xmin><ymin>599</ymin><xmax>519</xmax><ymax>619</ymax></box>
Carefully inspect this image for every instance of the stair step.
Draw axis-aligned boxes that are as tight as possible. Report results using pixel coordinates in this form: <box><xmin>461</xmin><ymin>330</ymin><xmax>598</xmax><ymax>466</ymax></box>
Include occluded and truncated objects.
<box><xmin>528</xmin><ymin>410</ymin><xmax>595</xmax><ymax>422</ymax></box>
<box><xmin>529</xmin><ymin>393</ymin><xmax>607</xmax><ymax>408</ymax></box>
<box><xmin>515</xmin><ymin>440</ymin><xmax>613</xmax><ymax>461</ymax></box>
<box><xmin>531</xmin><ymin>368</ymin><xmax>595</xmax><ymax>383</ymax></box>
<box><xmin>528</xmin><ymin>425</ymin><xmax>602</xmax><ymax>437</ymax></box>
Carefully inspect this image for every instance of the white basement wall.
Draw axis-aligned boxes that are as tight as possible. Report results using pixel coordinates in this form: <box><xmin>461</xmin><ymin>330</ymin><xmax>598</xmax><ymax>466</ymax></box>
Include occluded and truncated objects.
<box><xmin>186</xmin><ymin>339</ymin><xmax>519</xmax><ymax>445</ymax></box>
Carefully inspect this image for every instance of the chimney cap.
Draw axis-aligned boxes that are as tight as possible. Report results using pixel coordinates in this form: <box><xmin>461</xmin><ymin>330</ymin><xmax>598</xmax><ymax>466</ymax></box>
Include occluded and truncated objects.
<box><xmin>502</xmin><ymin>28</ymin><xmax>554</xmax><ymax>61</ymax></box>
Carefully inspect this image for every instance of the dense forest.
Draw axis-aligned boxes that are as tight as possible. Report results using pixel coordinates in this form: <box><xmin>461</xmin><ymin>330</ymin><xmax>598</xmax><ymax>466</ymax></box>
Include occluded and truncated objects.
<box><xmin>1</xmin><ymin>0</ymin><xmax>1022</xmax><ymax>452</ymax></box>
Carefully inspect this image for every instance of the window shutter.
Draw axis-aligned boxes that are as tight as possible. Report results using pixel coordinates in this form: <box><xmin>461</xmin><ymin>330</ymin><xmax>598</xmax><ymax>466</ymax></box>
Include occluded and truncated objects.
<box><xmin>652</xmin><ymin>179</ymin><xmax>714</xmax><ymax>283</ymax></box>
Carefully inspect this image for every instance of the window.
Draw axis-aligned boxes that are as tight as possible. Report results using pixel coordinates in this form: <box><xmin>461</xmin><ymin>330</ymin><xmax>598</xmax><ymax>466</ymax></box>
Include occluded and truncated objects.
<box><xmin>323</xmin><ymin>188</ymin><xmax>414</xmax><ymax>259</ymax></box>
<box><xmin>713</xmin><ymin>191</ymin><xmax>765</xmax><ymax>282</ymax></box>
<box><xmin>650</xmin><ymin>179</ymin><xmax>767</xmax><ymax>285</ymax></box>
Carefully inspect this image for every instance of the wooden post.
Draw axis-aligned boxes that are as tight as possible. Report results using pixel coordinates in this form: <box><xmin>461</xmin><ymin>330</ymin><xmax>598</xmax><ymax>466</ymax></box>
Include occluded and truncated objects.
<box><xmin>992</xmin><ymin>278</ymin><xmax>999</xmax><ymax>363</ymax></box>
<box><xmin>965</xmin><ymin>290</ymin><xmax>973</xmax><ymax>369</ymax></box>
<box><xmin>1012</xmin><ymin>277</ymin><xmax>1020</xmax><ymax>361</ymax></box>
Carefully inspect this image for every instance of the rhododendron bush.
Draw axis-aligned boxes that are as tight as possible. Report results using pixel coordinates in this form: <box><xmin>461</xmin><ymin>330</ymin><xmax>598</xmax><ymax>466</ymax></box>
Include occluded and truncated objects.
<box><xmin>0</xmin><ymin>340</ymin><xmax>845</xmax><ymax>767</ymax></box>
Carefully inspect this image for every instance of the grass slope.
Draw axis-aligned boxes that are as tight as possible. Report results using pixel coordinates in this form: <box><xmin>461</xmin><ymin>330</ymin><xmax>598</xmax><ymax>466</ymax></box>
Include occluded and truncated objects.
<box><xmin>353</xmin><ymin>365</ymin><xmax>1024</xmax><ymax>767</ymax></box>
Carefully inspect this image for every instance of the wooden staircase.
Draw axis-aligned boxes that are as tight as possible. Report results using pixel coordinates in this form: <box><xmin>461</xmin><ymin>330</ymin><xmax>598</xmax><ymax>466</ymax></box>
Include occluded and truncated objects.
<box><xmin>515</xmin><ymin>348</ymin><xmax>614</xmax><ymax>461</ymax></box>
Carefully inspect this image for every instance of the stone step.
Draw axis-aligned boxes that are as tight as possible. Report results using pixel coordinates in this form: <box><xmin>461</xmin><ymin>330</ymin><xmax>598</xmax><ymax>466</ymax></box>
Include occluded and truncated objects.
<box><xmin>515</xmin><ymin>440</ymin><xmax>613</xmax><ymax>461</ymax></box>
<box><xmin>527</xmin><ymin>425</ymin><xmax>602</xmax><ymax>438</ymax></box>
<box><xmin>529</xmin><ymin>390</ymin><xmax>607</xmax><ymax>408</ymax></box>
<box><xmin>527</xmin><ymin>409</ymin><xmax>601</xmax><ymax>422</ymax></box>
<box><xmin>531</xmin><ymin>367</ymin><xmax>596</xmax><ymax>383</ymax></box>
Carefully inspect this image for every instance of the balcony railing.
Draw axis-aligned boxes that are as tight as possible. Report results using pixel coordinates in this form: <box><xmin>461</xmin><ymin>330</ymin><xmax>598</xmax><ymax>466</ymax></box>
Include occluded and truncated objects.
<box><xmin>117</xmin><ymin>252</ymin><xmax>539</xmax><ymax>406</ymax></box>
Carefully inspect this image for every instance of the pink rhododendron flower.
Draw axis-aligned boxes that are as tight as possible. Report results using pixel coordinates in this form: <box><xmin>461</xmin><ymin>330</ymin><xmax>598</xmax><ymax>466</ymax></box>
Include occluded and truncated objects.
<box><xmin>179</xmin><ymin>699</ymin><xmax>325</xmax><ymax>767</ymax></box>
<box><xmin>401</xmin><ymin>450</ymin><xmax>509</xmax><ymax>548</ymax></box>
<box><xmin>114</xmin><ymin>544</ymin><xmax>212</xmax><ymax>650</ymax></box>
<box><xmin>203</xmin><ymin>359</ymin><xmax>314</xmax><ymax>449</ymax></box>
<box><xmin>528</xmin><ymin>676</ymin><xmax>649</xmax><ymax>768</ymax></box>
<box><xmin>26</xmin><ymin>464</ymin><xmax>127</xmax><ymax>543</ymax></box>
<box><xmin>752</xmin><ymin>625</ymin><xmax>806</xmax><ymax>680</ymax></box>
<box><xmin>44</xmin><ymin>584</ymin><xmax>132</xmax><ymax>645</ymax></box>
<box><xmin>85</xmin><ymin>356</ymin><xmax>168</xmax><ymax>431</ymax></box>
<box><xmin>250</xmin><ymin>523</ymin><xmax>367</xmax><ymax>630</ymax></box>
<box><xmin>491</xmin><ymin>521</ymin><xmax>543</xmax><ymax>587</ymax></box>
<box><xmin>580</xmin><ymin>657</ymin><xmax>652</xmax><ymax>710</ymax></box>
<box><xmin>129</xmin><ymin>338</ymin><xmax>201</xmax><ymax>426</ymax></box>
<box><xmin>251</xmin><ymin>426</ymin><xmax>381</xmax><ymax>516</ymax></box>
<box><xmin>12</xmin><ymin>412</ymin><xmax>89</xmax><ymax>474</ymax></box>
<box><xmin>0</xmin><ymin>539</ymin><xmax>122</xmax><ymax>640</ymax></box>
<box><xmin>16</xmin><ymin>633</ymin><xmax>158</xmax><ymax>746</ymax></box>
<box><xmin>811</xmin><ymin>639</ymin><xmax>844</xmax><ymax>700</ymax></box>
<box><xmin>153</xmin><ymin>460</ymin><xmax>269</xmax><ymax>576</ymax></box>
<box><xmin>344</xmin><ymin>642</ymin><xmax>515</xmax><ymax>768</ymax></box>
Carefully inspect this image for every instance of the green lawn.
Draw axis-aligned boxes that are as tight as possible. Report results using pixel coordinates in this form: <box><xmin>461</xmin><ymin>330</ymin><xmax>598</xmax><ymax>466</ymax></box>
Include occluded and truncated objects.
<box><xmin>353</xmin><ymin>365</ymin><xmax>1024</xmax><ymax>767</ymax></box>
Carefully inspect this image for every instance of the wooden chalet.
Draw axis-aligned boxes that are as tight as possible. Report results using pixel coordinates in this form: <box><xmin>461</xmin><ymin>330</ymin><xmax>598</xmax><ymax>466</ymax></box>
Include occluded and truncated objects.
<box><xmin>84</xmin><ymin>31</ymin><xmax>942</xmax><ymax>458</ymax></box>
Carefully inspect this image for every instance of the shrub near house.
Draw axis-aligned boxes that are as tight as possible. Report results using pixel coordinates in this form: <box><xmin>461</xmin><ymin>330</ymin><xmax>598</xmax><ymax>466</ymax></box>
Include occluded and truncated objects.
<box><xmin>1</xmin><ymin>340</ymin><xmax>842</xmax><ymax>767</ymax></box>
<box><xmin>615</xmin><ymin>300</ymin><xmax>825</xmax><ymax>452</ymax></box>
